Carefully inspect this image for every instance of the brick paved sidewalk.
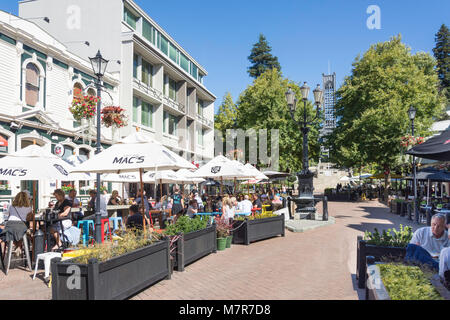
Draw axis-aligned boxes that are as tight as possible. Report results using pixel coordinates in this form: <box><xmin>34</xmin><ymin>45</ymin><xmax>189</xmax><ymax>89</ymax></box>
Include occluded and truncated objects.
<box><xmin>0</xmin><ymin>200</ymin><xmax>422</xmax><ymax>300</ymax></box>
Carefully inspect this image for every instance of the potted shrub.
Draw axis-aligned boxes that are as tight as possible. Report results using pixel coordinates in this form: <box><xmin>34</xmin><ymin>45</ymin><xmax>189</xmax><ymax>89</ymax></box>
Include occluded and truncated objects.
<box><xmin>356</xmin><ymin>225</ymin><xmax>412</xmax><ymax>289</ymax></box>
<box><xmin>164</xmin><ymin>216</ymin><xmax>216</xmax><ymax>272</ymax></box>
<box><xmin>51</xmin><ymin>231</ymin><xmax>171</xmax><ymax>300</ymax></box>
<box><xmin>366</xmin><ymin>261</ymin><xmax>448</xmax><ymax>300</ymax></box>
<box><xmin>215</xmin><ymin>218</ymin><xmax>229</xmax><ymax>251</ymax></box>
<box><xmin>232</xmin><ymin>213</ymin><xmax>285</xmax><ymax>245</ymax></box>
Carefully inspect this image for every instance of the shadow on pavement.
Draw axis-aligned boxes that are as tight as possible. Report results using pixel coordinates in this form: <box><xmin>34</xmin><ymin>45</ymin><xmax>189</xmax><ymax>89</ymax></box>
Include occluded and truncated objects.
<box><xmin>350</xmin><ymin>274</ymin><xmax>366</xmax><ymax>300</ymax></box>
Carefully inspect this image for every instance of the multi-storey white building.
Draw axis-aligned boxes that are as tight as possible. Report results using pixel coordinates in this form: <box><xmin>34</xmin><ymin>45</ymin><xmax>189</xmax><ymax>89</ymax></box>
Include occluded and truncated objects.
<box><xmin>19</xmin><ymin>0</ymin><xmax>216</xmax><ymax>168</ymax></box>
<box><xmin>0</xmin><ymin>10</ymin><xmax>120</xmax><ymax>208</ymax></box>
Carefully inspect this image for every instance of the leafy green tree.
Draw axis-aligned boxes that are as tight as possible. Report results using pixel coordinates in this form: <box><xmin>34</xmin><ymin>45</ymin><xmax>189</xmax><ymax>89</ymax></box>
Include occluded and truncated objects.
<box><xmin>214</xmin><ymin>92</ymin><xmax>237</xmax><ymax>134</ymax></box>
<box><xmin>433</xmin><ymin>24</ymin><xmax>450</xmax><ymax>103</ymax></box>
<box><xmin>433</xmin><ymin>24</ymin><xmax>450</xmax><ymax>119</ymax></box>
<box><xmin>236</xmin><ymin>68</ymin><xmax>319</xmax><ymax>172</ymax></box>
<box><xmin>327</xmin><ymin>35</ymin><xmax>445</xmax><ymax>198</ymax></box>
<box><xmin>248</xmin><ymin>34</ymin><xmax>281</xmax><ymax>79</ymax></box>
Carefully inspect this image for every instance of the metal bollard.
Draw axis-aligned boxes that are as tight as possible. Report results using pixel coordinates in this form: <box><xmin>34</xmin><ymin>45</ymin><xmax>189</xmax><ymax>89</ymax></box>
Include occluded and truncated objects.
<box><xmin>33</xmin><ymin>229</ymin><xmax>45</xmax><ymax>268</ymax></box>
<box><xmin>323</xmin><ymin>196</ymin><xmax>328</xmax><ymax>221</ymax></box>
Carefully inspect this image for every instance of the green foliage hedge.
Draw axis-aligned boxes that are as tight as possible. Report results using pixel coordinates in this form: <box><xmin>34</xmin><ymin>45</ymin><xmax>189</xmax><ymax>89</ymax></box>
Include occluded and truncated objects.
<box><xmin>164</xmin><ymin>215</ymin><xmax>208</xmax><ymax>236</ymax></box>
<box><xmin>379</xmin><ymin>263</ymin><xmax>443</xmax><ymax>300</ymax></box>
<box><xmin>363</xmin><ymin>225</ymin><xmax>412</xmax><ymax>247</ymax></box>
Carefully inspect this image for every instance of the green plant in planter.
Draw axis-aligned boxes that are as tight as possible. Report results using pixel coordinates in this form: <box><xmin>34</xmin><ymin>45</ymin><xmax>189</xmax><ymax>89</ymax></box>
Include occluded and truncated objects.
<box><xmin>378</xmin><ymin>263</ymin><xmax>443</xmax><ymax>300</ymax></box>
<box><xmin>164</xmin><ymin>215</ymin><xmax>208</xmax><ymax>236</ymax></box>
<box><xmin>363</xmin><ymin>225</ymin><xmax>412</xmax><ymax>247</ymax></box>
<box><xmin>234</xmin><ymin>212</ymin><xmax>278</xmax><ymax>221</ymax></box>
<box><xmin>215</xmin><ymin>218</ymin><xmax>232</xmax><ymax>239</ymax></box>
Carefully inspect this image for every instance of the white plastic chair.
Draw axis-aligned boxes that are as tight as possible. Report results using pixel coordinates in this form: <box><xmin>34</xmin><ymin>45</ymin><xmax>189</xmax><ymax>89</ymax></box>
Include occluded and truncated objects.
<box><xmin>33</xmin><ymin>252</ymin><xmax>62</xmax><ymax>280</ymax></box>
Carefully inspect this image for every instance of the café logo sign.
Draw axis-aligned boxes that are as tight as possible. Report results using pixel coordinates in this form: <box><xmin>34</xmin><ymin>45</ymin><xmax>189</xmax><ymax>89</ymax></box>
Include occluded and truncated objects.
<box><xmin>211</xmin><ymin>166</ymin><xmax>221</xmax><ymax>174</ymax></box>
<box><xmin>0</xmin><ymin>168</ymin><xmax>27</xmax><ymax>177</ymax></box>
<box><xmin>113</xmin><ymin>156</ymin><xmax>145</xmax><ymax>165</ymax></box>
<box><xmin>54</xmin><ymin>164</ymin><xmax>69</xmax><ymax>176</ymax></box>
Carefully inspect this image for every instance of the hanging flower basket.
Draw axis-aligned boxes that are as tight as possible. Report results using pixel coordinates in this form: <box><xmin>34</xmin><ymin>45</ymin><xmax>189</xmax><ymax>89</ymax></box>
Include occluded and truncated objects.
<box><xmin>70</xmin><ymin>95</ymin><xmax>98</xmax><ymax>121</ymax></box>
<box><xmin>101</xmin><ymin>106</ymin><xmax>127</xmax><ymax>128</ymax></box>
<box><xmin>400</xmin><ymin>135</ymin><xmax>424</xmax><ymax>148</ymax></box>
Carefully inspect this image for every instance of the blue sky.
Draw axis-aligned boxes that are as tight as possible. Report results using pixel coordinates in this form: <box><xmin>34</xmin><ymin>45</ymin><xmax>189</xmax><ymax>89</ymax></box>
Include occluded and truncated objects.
<box><xmin>1</xmin><ymin>0</ymin><xmax>449</xmax><ymax>112</ymax></box>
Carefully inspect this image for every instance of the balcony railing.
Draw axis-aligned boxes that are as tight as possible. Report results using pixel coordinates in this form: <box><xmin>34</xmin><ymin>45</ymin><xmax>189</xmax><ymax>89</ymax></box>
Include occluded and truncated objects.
<box><xmin>197</xmin><ymin>114</ymin><xmax>213</xmax><ymax>128</ymax></box>
<box><xmin>163</xmin><ymin>96</ymin><xmax>185</xmax><ymax>113</ymax></box>
<box><xmin>133</xmin><ymin>78</ymin><xmax>163</xmax><ymax>102</ymax></box>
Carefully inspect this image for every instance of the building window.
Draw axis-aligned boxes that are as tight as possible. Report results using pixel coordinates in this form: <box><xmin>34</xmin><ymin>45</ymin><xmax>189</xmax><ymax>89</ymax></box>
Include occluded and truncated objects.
<box><xmin>180</xmin><ymin>53</ymin><xmax>189</xmax><ymax>73</ymax></box>
<box><xmin>87</xmin><ymin>88</ymin><xmax>96</xmax><ymax>97</ymax></box>
<box><xmin>79</xmin><ymin>148</ymin><xmax>90</xmax><ymax>162</ymax></box>
<box><xmin>142</xmin><ymin>60</ymin><xmax>153</xmax><ymax>87</ymax></box>
<box><xmin>123</xmin><ymin>6</ymin><xmax>138</xmax><ymax>30</ymax></box>
<box><xmin>63</xmin><ymin>145</ymin><xmax>73</xmax><ymax>160</ymax></box>
<box><xmin>164</xmin><ymin>111</ymin><xmax>177</xmax><ymax>136</ymax></box>
<box><xmin>73</xmin><ymin>83</ymin><xmax>83</xmax><ymax>99</ymax></box>
<box><xmin>197</xmin><ymin>128</ymin><xmax>204</xmax><ymax>146</ymax></box>
<box><xmin>197</xmin><ymin>98</ymin><xmax>203</xmax><ymax>116</ymax></box>
<box><xmin>190</xmin><ymin>63</ymin><xmax>198</xmax><ymax>79</ymax></box>
<box><xmin>133</xmin><ymin>54</ymin><xmax>139</xmax><ymax>79</ymax></box>
<box><xmin>169</xmin><ymin>43</ymin><xmax>177</xmax><ymax>63</ymax></box>
<box><xmin>141</xmin><ymin>101</ymin><xmax>153</xmax><ymax>128</ymax></box>
<box><xmin>143</xmin><ymin>19</ymin><xmax>154</xmax><ymax>43</ymax></box>
<box><xmin>168</xmin><ymin>78</ymin><xmax>177</xmax><ymax>101</ymax></box>
<box><xmin>133</xmin><ymin>96</ymin><xmax>139</xmax><ymax>123</ymax></box>
<box><xmin>25</xmin><ymin>63</ymin><xmax>40</xmax><ymax>107</ymax></box>
<box><xmin>159</xmin><ymin>34</ymin><xmax>168</xmax><ymax>55</ymax></box>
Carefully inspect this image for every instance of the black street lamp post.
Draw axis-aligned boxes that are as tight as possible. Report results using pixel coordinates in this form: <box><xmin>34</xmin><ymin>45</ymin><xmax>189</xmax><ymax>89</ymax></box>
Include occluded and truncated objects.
<box><xmin>89</xmin><ymin>50</ymin><xmax>109</xmax><ymax>243</ymax></box>
<box><xmin>285</xmin><ymin>83</ymin><xmax>323</xmax><ymax>220</ymax></box>
<box><xmin>408</xmin><ymin>106</ymin><xmax>419</xmax><ymax>223</ymax></box>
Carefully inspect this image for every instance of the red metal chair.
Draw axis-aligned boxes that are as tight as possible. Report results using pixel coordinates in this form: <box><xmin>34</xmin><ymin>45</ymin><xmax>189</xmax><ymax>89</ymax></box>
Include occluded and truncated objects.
<box><xmin>100</xmin><ymin>218</ymin><xmax>112</xmax><ymax>243</ymax></box>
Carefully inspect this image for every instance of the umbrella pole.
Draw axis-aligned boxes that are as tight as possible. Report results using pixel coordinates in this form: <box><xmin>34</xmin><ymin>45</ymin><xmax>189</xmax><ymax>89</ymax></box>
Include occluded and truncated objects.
<box><xmin>31</xmin><ymin>180</ymin><xmax>36</xmax><ymax>263</ymax></box>
<box><xmin>139</xmin><ymin>168</ymin><xmax>146</xmax><ymax>232</ymax></box>
<box><xmin>220</xmin><ymin>177</ymin><xmax>223</xmax><ymax>196</ymax></box>
<box><xmin>234</xmin><ymin>178</ymin><xmax>236</xmax><ymax>195</ymax></box>
<box><xmin>247</xmin><ymin>181</ymin><xmax>250</xmax><ymax>196</ymax></box>
<box><xmin>160</xmin><ymin>179</ymin><xmax>163</xmax><ymax>198</ymax></box>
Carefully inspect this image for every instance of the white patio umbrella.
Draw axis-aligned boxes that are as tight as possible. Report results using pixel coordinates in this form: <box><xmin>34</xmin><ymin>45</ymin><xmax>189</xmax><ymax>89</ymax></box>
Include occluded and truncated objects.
<box><xmin>176</xmin><ymin>169</ymin><xmax>205</xmax><ymax>184</ymax></box>
<box><xmin>191</xmin><ymin>155</ymin><xmax>248</xmax><ymax>195</ymax></box>
<box><xmin>0</xmin><ymin>144</ymin><xmax>88</xmax><ymax>259</ymax></box>
<box><xmin>71</xmin><ymin>131</ymin><xmax>196</xmax><ymax>230</ymax></box>
<box><xmin>101</xmin><ymin>172</ymin><xmax>140</xmax><ymax>183</ymax></box>
<box><xmin>242</xmin><ymin>163</ymin><xmax>269</xmax><ymax>180</ymax></box>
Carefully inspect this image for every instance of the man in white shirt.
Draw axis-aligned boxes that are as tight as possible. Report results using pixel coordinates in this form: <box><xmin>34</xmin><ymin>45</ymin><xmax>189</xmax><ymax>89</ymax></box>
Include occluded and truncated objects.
<box><xmin>406</xmin><ymin>214</ymin><xmax>449</xmax><ymax>271</ymax></box>
<box><xmin>410</xmin><ymin>214</ymin><xmax>449</xmax><ymax>256</ymax></box>
<box><xmin>238</xmin><ymin>195</ymin><xmax>253</xmax><ymax>214</ymax></box>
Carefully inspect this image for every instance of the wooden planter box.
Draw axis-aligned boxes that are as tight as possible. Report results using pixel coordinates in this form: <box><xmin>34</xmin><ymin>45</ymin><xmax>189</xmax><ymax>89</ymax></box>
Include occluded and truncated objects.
<box><xmin>232</xmin><ymin>214</ymin><xmax>285</xmax><ymax>245</ymax></box>
<box><xmin>173</xmin><ymin>225</ymin><xmax>217</xmax><ymax>272</ymax></box>
<box><xmin>356</xmin><ymin>236</ymin><xmax>406</xmax><ymax>289</ymax></box>
<box><xmin>366</xmin><ymin>264</ymin><xmax>450</xmax><ymax>300</ymax></box>
<box><xmin>51</xmin><ymin>240</ymin><xmax>171</xmax><ymax>300</ymax></box>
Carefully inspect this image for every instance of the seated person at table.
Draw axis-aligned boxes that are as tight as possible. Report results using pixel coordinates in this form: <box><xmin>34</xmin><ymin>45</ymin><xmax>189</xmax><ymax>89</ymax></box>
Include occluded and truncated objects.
<box><xmin>406</xmin><ymin>214</ymin><xmax>449</xmax><ymax>270</ymax></box>
<box><xmin>204</xmin><ymin>197</ymin><xmax>216</xmax><ymax>213</ymax></box>
<box><xmin>238</xmin><ymin>195</ymin><xmax>253</xmax><ymax>214</ymax></box>
<box><xmin>66</xmin><ymin>189</ymin><xmax>83</xmax><ymax>222</ymax></box>
<box><xmin>0</xmin><ymin>192</ymin><xmax>33</xmax><ymax>249</ymax></box>
<box><xmin>186</xmin><ymin>200</ymin><xmax>198</xmax><ymax>218</ymax></box>
<box><xmin>87</xmin><ymin>190</ymin><xmax>108</xmax><ymax>217</ymax></box>
<box><xmin>126</xmin><ymin>205</ymin><xmax>143</xmax><ymax>231</ymax></box>
<box><xmin>134</xmin><ymin>191</ymin><xmax>152</xmax><ymax>225</ymax></box>
<box><xmin>66</xmin><ymin>189</ymin><xmax>80</xmax><ymax>208</ymax></box>
<box><xmin>440</xmin><ymin>246</ymin><xmax>450</xmax><ymax>289</ymax></box>
<box><xmin>50</xmin><ymin>189</ymin><xmax>81</xmax><ymax>250</ymax></box>
<box><xmin>108</xmin><ymin>190</ymin><xmax>122</xmax><ymax>205</ymax></box>
<box><xmin>252</xmin><ymin>193</ymin><xmax>262</xmax><ymax>210</ymax></box>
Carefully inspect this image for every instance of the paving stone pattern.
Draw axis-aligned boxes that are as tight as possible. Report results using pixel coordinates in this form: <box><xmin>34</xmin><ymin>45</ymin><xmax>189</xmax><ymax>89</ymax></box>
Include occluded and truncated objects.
<box><xmin>0</xmin><ymin>200</ymin><xmax>422</xmax><ymax>300</ymax></box>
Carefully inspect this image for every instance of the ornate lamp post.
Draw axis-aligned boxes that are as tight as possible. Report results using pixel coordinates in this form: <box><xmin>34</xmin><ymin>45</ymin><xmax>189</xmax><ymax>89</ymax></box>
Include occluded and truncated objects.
<box><xmin>89</xmin><ymin>50</ymin><xmax>109</xmax><ymax>243</ymax></box>
<box><xmin>285</xmin><ymin>83</ymin><xmax>323</xmax><ymax>220</ymax></box>
<box><xmin>408</xmin><ymin>105</ymin><xmax>419</xmax><ymax>223</ymax></box>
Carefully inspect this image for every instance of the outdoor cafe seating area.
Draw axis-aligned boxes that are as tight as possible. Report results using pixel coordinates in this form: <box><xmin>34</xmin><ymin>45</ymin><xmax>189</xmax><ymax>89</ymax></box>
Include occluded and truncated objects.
<box><xmin>0</xmin><ymin>131</ymin><xmax>291</xmax><ymax>288</ymax></box>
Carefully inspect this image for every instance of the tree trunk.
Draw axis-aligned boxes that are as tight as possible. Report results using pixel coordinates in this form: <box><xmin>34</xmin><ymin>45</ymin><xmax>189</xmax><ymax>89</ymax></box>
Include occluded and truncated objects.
<box><xmin>384</xmin><ymin>171</ymin><xmax>391</xmax><ymax>204</ymax></box>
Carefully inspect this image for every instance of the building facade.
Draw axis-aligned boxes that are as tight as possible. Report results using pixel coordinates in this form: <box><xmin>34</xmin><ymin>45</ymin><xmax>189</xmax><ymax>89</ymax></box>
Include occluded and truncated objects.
<box><xmin>0</xmin><ymin>10</ymin><xmax>120</xmax><ymax>209</ymax></box>
<box><xmin>19</xmin><ymin>0</ymin><xmax>216</xmax><ymax>167</ymax></box>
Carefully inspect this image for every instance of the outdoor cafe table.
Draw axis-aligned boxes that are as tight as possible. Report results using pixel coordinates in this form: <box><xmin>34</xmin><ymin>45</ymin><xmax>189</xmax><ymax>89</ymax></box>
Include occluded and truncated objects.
<box><xmin>70</xmin><ymin>205</ymin><xmax>131</xmax><ymax>219</ymax></box>
<box><xmin>34</xmin><ymin>214</ymin><xmax>72</xmax><ymax>252</ymax></box>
